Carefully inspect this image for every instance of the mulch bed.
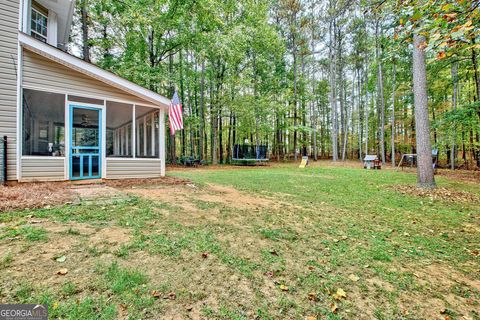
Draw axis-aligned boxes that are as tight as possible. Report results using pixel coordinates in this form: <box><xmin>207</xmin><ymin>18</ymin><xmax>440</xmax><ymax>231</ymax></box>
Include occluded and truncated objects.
<box><xmin>0</xmin><ymin>182</ymin><xmax>75</xmax><ymax>212</ymax></box>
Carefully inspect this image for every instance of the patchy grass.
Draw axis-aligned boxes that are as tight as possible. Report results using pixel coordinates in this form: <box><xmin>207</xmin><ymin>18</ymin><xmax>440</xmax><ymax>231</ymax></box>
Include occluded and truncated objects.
<box><xmin>0</xmin><ymin>226</ymin><xmax>47</xmax><ymax>242</ymax></box>
<box><xmin>0</xmin><ymin>162</ymin><xmax>479</xmax><ymax>319</ymax></box>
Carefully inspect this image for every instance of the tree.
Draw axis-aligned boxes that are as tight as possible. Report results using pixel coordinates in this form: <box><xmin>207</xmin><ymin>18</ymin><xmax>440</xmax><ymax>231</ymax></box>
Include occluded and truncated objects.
<box><xmin>69</xmin><ymin>0</ymin><xmax>479</xmax><ymax>173</ymax></box>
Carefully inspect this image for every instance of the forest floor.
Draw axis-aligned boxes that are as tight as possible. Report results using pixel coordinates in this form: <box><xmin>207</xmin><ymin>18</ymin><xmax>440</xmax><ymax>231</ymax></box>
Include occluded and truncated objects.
<box><xmin>0</xmin><ymin>162</ymin><xmax>479</xmax><ymax>319</ymax></box>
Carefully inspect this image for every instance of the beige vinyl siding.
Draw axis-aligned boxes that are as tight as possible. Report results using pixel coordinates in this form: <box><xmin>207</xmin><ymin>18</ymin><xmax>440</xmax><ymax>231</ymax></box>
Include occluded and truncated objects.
<box><xmin>22</xmin><ymin>50</ymin><xmax>154</xmax><ymax>105</ymax></box>
<box><xmin>106</xmin><ymin>159</ymin><xmax>161</xmax><ymax>179</ymax></box>
<box><xmin>0</xmin><ymin>0</ymin><xmax>19</xmax><ymax>180</ymax></box>
<box><xmin>21</xmin><ymin>158</ymin><xmax>65</xmax><ymax>181</ymax></box>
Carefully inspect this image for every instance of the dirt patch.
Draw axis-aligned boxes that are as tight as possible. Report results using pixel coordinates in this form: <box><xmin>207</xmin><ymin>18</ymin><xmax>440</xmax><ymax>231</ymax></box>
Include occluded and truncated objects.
<box><xmin>70</xmin><ymin>184</ymin><xmax>128</xmax><ymax>203</ymax></box>
<box><xmin>396</xmin><ymin>263</ymin><xmax>480</xmax><ymax>319</ymax></box>
<box><xmin>123</xmin><ymin>181</ymin><xmax>294</xmax><ymax>226</ymax></box>
<box><xmin>89</xmin><ymin>226</ymin><xmax>131</xmax><ymax>247</ymax></box>
<box><xmin>392</xmin><ymin>185</ymin><xmax>479</xmax><ymax>203</ymax></box>
<box><xmin>0</xmin><ymin>219</ymin><xmax>131</xmax><ymax>298</ymax></box>
<box><xmin>0</xmin><ymin>182</ymin><xmax>76</xmax><ymax>213</ymax></box>
<box><xmin>196</xmin><ymin>184</ymin><xmax>280</xmax><ymax>210</ymax></box>
<box><xmin>105</xmin><ymin>176</ymin><xmax>191</xmax><ymax>188</ymax></box>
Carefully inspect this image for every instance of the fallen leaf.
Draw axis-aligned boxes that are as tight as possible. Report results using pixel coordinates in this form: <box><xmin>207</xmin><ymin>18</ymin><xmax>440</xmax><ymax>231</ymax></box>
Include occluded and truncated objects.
<box><xmin>308</xmin><ymin>292</ymin><xmax>318</xmax><ymax>301</ymax></box>
<box><xmin>269</xmin><ymin>249</ymin><xmax>278</xmax><ymax>256</ymax></box>
<box><xmin>440</xmin><ymin>308</ymin><xmax>447</xmax><ymax>314</ymax></box>
<box><xmin>201</xmin><ymin>252</ymin><xmax>209</xmax><ymax>259</ymax></box>
<box><xmin>166</xmin><ymin>292</ymin><xmax>176</xmax><ymax>300</ymax></box>
<box><xmin>279</xmin><ymin>284</ymin><xmax>289</xmax><ymax>292</ymax></box>
<box><xmin>348</xmin><ymin>274</ymin><xmax>359</xmax><ymax>282</ymax></box>
<box><xmin>308</xmin><ymin>265</ymin><xmax>315</xmax><ymax>271</ymax></box>
<box><xmin>152</xmin><ymin>290</ymin><xmax>161</xmax><ymax>298</ymax></box>
<box><xmin>330</xmin><ymin>302</ymin><xmax>338</xmax><ymax>313</ymax></box>
<box><xmin>443</xmin><ymin>13</ymin><xmax>457</xmax><ymax>22</ymax></box>
<box><xmin>56</xmin><ymin>268</ymin><xmax>68</xmax><ymax>275</ymax></box>
<box><xmin>264</xmin><ymin>271</ymin><xmax>275</xmax><ymax>278</ymax></box>
<box><xmin>333</xmin><ymin>288</ymin><xmax>347</xmax><ymax>300</ymax></box>
<box><xmin>55</xmin><ymin>256</ymin><xmax>66</xmax><ymax>263</ymax></box>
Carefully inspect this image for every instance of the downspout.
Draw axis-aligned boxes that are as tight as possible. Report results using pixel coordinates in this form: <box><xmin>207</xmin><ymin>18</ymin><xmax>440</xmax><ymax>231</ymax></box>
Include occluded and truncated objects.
<box><xmin>2</xmin><ymin>136</ymin><xmax>7</xmax><ymax>185</ymax></box>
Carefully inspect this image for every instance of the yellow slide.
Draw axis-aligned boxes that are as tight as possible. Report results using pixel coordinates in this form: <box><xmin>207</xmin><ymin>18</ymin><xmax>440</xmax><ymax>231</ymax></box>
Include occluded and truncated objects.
<box><xmin>299</xmin><ymin>156</ymin><xmax>309</xmax><ymax>168</ymax></box>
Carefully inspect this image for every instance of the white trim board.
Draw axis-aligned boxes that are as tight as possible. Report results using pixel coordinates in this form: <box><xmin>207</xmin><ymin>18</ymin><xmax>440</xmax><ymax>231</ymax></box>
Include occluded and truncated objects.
<box><xmin>18</xmin><ymin>32</ymin><xmax>171</xmax><ymax>109</ymax></box>
<box><xmin>22</xmin><ymin>156</ymin><xmax>66</xmax><ymax>160</ymax></box>
<box><xmin>106</xmin><ymin>158</ymin><xmax>161</xmax><ymax>161</ymax></box>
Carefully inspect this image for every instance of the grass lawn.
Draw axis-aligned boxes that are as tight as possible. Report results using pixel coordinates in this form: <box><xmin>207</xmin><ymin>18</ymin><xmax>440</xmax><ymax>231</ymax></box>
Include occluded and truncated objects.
<box><xmin>0</xmin><ymin>162</ymin><xmax>479</xmax><ymax>319</ymax></box>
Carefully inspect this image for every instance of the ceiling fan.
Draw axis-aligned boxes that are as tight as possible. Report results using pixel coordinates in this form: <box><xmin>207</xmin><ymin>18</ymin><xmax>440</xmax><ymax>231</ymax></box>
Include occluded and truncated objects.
<box><xmin>80</xmin><ymin>114</ymin><xmax>91</xmax><ymax>127</ymax></box>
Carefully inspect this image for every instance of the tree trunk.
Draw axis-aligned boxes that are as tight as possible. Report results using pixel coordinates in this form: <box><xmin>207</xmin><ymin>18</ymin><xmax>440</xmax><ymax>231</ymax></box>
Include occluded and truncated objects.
<box><xmin>199</xmin><ymin>58</ymin><xmax>206</xmax><ymax>161</ymax></box>
<box><xmin>375</xmin><ymin>19</ymin><xmax>386</xmax><ymax>165</ymax></box>
<box><xmin>293</xmin><ymin>34</ymin><xmax>298</xmax><ymax>161</ymax></box>
<box><xmin>357</xmin><ymin>68</ymin><xmax>363</xmax><ymax>160</ymax></box>
<box><xmin>210</xmin><ymin>71</ymin><xmax>217</xmax><ymax>165</ymax></box>
<box><xmin>329</xmin><ymin>19</ymin><xmax>339</xmax><ymax>161</ymax></box>
<box><xmin>80</xmin><ymin>0</ymin><xmax>90</xmax><ymax>63</ymax></box>
<box><xmin>179</xmin><ymin>50</ymin><xmax>186</xmax><ymax>158</ymax></box>
<box><xmin>364</xmin><ymin>64</ymin><xmax>369</xmax><ymax>155</ymax></box>
<box><xmin>391</xmin><ymin>61</ymin><xmax>396</xmax><ymax>167</ymax></box>
<box><xmin>412</xmin><ymin>34</ymin><xmax>435</xmax><ymax>188</ymax></box>
<box><xmin>471</xmin><ymin>43</ymin><xmax>480</xmax><ymax>166</ymax></box>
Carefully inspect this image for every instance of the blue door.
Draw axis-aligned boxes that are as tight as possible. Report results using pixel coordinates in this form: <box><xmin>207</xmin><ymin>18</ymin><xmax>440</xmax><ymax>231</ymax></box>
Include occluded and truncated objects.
<box><xmin>70</xmin><ymin>105</ymin><xmax>102</xmax><ymax>180</ymax></box>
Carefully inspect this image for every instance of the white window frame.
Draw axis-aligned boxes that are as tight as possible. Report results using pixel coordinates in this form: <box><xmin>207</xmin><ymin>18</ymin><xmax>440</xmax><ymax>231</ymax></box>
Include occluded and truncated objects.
<box><xmin>30</xmin><ymin>7</ymin><xmax>48</xmax><ymax>43</ymax></box>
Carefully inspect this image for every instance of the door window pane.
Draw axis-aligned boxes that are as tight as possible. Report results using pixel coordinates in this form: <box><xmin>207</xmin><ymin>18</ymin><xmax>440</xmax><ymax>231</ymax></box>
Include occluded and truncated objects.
<box><xmin>92</xmin><ymin>156</ymin><xmax>99</xmax><ymax>176</ymax></box>
<box><xmin>23</xmin><ymin>89</ymin><xmax>65</xmax><ymax>156</ymax></box>
<box><xmin>71</xmin><ymin>108</ymin><xmax>100</xmax><ymax>147</ymax></box>
<box><xmin>72</xmin><ymin>156</ymin><xmax>81</xmax><ymax>178</ymax></box>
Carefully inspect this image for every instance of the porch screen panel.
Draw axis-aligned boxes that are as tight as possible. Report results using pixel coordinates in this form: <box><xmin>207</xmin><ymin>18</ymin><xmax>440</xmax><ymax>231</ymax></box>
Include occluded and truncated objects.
<box><xmin>22</xmin><ymin>89</ymin><xmax>65</xmax><ymax>156</ymax></box>
<box><xmin>136</xmin><ymin>106</ymin><xmax>159</xmax><ymax>158</ymax></box>
<box><xmin>106</xmin><ymin>101</ymin><xmax>133</xmax><ymax>158</ymax></box>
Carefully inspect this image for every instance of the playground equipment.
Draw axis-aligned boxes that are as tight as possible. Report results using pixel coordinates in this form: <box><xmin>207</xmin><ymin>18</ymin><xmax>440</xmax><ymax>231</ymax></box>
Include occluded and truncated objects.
<box><xmin>364</xmin><ymin>155</ymin><xmax>381</xmax><ymax>169</ymax></box>
<box><xmin>397</xmin><ymin>149</ymin><xmax>438</xmax><ymax>171</ymax></box>
<box><xmin>299</xmin><ymin>156</ymin><xmax>309</xmax><ymax>168</ymax></box>
<box><xmin>232</xmin><ymin>144</ymin><xmax>269</xmax><ymax>165</ymax></box>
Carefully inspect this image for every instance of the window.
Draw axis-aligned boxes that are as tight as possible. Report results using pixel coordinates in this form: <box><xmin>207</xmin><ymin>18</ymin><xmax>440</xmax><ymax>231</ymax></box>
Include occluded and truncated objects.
<box><xmin>136</xmin><ymin>106</ymin><xmax>159</xmax><ymax>158</ymax></box>
<box><xmin>31</xmin><ymin>8</ymin><xmax>48</xmax><ymax>42</ymax></box>
<box><xmin>23</xmin><ymin>89</ymin><xmax>65</xmax><ymax>156</ymax></box>
<box><xmin>106</xmin><ymin>101</ymin><xmax>133</xmax><ymax>157</ymax></box>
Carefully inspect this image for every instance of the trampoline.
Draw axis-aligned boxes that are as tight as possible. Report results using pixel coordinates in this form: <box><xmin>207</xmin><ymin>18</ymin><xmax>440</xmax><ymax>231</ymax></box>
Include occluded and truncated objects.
<box><xmin>232</xmin><ymin>144</ymin><xmax>269</xmax><ymax>164</ymax></box>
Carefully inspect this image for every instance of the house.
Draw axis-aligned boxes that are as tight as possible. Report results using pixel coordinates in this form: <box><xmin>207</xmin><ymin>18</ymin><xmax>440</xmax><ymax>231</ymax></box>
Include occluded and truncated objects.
<box><xmin>1</xmin><ymin>0</ymin><xmax>169</xmax><ymax>182</ymax></box>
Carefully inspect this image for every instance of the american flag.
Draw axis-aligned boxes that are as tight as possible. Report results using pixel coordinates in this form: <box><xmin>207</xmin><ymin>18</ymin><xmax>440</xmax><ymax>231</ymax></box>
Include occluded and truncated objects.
<box><xmin>168</xmin><ymin>91</ymin><xmax>183</xmax><ymax>135</ymax></box>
